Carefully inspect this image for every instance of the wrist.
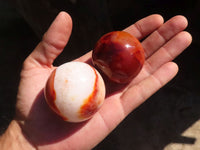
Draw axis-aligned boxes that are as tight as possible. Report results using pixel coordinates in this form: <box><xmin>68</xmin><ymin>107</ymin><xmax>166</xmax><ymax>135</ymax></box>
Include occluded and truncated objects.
<box><xmin>0</xmin><ymin>120</ymin><xmax>36</xmax><ymax>150</ymax></box>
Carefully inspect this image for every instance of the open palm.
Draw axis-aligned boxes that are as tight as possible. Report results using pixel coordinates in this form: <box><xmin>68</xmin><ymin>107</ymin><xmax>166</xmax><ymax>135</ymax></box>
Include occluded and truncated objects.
<box><xmin>15</xmin><ymin>12</ymin><xmax>192</xmax><ymax>150</ymax></box>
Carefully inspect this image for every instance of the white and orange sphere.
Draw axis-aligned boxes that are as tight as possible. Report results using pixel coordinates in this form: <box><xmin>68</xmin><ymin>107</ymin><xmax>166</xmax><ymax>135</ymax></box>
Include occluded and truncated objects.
<box><xmin>44</xmin><ymin>62</ymin><xmax>106</xmax><ymax>122</ymax></box>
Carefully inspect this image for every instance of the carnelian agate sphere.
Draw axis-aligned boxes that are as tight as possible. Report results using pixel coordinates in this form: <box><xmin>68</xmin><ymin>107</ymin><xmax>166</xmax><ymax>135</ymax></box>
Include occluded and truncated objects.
<box><xmin>92</xmin><ymin>31</ymin><xmax>145</xmax><ymax>83</ymax></box>
<box><xmin>44</xmin><ymin>62</ymin><xmax>105</xmax><ymax>123</ymax></box>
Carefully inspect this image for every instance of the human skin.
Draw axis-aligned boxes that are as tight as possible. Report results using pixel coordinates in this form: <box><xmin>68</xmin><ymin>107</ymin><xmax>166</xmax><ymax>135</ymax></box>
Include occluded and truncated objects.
<box><xmin>0</xmin><ymin>12</ymin><xmax>192</xmax><ymax>150</ymax></box>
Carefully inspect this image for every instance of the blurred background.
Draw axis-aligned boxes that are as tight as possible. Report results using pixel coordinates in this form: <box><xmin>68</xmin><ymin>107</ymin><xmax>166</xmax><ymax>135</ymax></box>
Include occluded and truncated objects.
<box><xmin>0</xmin><ymin>0</ymin><xmax>199</xmax><ymax>149</ymax></box>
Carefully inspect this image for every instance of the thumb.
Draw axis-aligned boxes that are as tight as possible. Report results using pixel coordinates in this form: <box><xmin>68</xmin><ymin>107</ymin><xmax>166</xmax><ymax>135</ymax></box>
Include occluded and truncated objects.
<box><xmin>26</xmin><ymin>11</ymin><xmax>72</xmax><ymax>68</ymax></box>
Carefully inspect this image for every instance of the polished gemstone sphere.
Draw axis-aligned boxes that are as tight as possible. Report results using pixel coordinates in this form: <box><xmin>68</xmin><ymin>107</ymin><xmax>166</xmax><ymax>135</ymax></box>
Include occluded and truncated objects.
<box><xmin>92</xmin><ymin>31</ymin><xmax>145</xmax><ymax>83</ymax></box>
<box><xmin>44</xmin><ymin>62</ymin><xmax>105</xmax><ymax>122</ymax></box>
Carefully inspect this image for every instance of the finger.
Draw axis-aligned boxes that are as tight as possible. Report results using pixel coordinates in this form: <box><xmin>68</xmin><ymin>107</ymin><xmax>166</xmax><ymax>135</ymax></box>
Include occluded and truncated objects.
<box><xmin>124</xmin><ymin>14</ymin><xmax>164</xmax><ymax>40</ymax></box>
<box><xmin>144</xmin><ymin>31</ymin><xmax>192</xmax><ymax>75</ymax></box>
<box><xmin>27</xmin><ymin>12</ymin><xmax>72</xmax><ymax>67</ymax></box>
<box><xmin>77</xmin><ymin>14</ymin><xmax>164</xmax><ymax>62</ymax></box>
<box><xmin>97</xmin><ymin>62</ymin><xmax>178</xmax><ymax>131</ymax></box>
<box><xmin>142</xmin><ymin>15</ymin><xmax>188</xmax><ymax>58</ymax></box>
<box><xmin>121</xmin><ymin>62</ymin><xmax>179</xmax><ymax>116</ymax></box>
<box><xmin>128</xmin><ymin>31</ymin><xmax>192</xmax><ymax>87</ymax></box>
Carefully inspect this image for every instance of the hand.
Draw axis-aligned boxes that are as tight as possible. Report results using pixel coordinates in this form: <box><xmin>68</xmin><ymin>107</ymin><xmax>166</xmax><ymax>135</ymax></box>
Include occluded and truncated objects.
<box><xmin>15</xmin><ymin>12</ymin><xmax>192</xmax><ymax>150</ymax></box>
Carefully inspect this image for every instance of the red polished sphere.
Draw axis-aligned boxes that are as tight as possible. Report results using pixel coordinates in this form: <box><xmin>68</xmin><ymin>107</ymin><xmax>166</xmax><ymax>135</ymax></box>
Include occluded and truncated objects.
<box><xmin>92</xmin><ymin>31</ymin><xmax>145</xmax><ymax>83</ymax></box>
